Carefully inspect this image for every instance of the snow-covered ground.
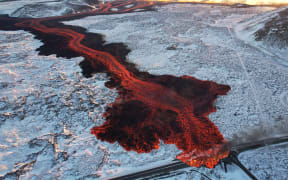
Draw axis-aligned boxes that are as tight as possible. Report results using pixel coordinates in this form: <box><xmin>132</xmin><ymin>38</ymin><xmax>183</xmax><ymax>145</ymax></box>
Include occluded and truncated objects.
<box><xmin>0</xmin><ymin>0</ymin><xmax>100</xmax><ymax>18</ymax></box>
<box><xmin>239</xmin><ymin>142</ymin><xmax>288</xmax><ymax>180</ymax></box>
<box><xmin>1</xmin><ymin>2</ymin><xmax>288</xmax><ymax>180</ymax></box>
<box><xmin>234</xmin><ymin>6</ymin><xmax>288</xmax><ymax>64</ymax></box>
<box><xmin>0</xmin><ymin>30</ymin><xmax>181</xmax><ymax>180</ymax></box>
<box><xmin>0</xmin><ymin>0</ymin><xmax>51</xmax><ymax>15</ymax></box>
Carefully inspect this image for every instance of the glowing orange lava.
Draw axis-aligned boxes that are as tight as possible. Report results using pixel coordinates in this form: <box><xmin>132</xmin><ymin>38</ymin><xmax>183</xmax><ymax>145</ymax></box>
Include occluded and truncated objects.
<box><xmin>0</xmin><ymin>0</ymin><xmax>233</xmax><ymax>169</ymax></box>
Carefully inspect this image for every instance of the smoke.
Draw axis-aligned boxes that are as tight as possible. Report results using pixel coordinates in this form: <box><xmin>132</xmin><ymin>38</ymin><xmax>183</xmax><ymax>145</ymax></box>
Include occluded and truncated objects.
<box><xmin>228</xmin><ymin>116</ymin><xmax>288</xmax><ymax>147</ymax></box>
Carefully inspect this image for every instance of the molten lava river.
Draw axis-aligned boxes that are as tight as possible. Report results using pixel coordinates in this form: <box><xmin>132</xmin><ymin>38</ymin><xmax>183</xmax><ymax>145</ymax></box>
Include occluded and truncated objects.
<box><xmin>0</xmin><ymin>0</ymin><xmax>246</xmax><ymax>168</ymax></box>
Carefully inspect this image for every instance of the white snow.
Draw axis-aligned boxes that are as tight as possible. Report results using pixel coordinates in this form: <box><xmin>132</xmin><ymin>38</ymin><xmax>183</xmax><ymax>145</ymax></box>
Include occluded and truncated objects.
<box><xmin>234</xmin><ymin>6</ymin><xmax>288</xmax><ymax>64</ymax></box>
<box><xmin>0</xmin><ymin>0</ymin><xmax>49</xmax><ymax>15</ymax></box>
<box><xmin>1</xmin><ymin>2</ymin><xmax>288</xmax><ymax>179</ymax></box>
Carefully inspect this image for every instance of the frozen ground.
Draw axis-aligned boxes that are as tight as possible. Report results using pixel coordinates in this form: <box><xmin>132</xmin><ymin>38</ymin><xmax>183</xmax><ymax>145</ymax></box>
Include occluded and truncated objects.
<box><xmin>0</xmin><ymin>0</ymin><xmax>99</xmax><ymax>18</ymax></box>
<box><xmin>239</xmin><ymin>142</ymin><xmax>288</xmax><ymax>180</ymax></box>
<box><xmin>1</xmin><ymin>2</ymin><xmax>288</xmax><ymax>180</ymax></box>
<box><xmin>235</xmin><ymin>6</ymin><xmax>288</xmax><ymax>65</ymax></box>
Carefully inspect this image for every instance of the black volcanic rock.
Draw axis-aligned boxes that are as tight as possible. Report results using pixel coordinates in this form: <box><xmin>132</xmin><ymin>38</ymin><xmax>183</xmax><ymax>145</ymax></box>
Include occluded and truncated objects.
<box><xmin>255</xmin><ymin>8</ymin><xmax>288</xmax><ymax>49</ymax></box>
<box><xmin>10</xmin><ymin>0</ymin><xmax>98</xmax><ymax>18</ymax></box>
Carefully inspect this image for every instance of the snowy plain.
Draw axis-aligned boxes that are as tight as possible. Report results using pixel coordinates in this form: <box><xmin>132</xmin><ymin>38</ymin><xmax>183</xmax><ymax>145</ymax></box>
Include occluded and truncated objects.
<box><xmin>0</xmin><ymin>1</ymin><xmax>288</xmax><ymax>179</ymax></box>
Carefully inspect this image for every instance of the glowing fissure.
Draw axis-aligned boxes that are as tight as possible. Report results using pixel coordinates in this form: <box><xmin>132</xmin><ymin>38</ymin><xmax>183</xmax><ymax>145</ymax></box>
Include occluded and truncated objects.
<box><xmin>1</xmin><ymin>0</ymin><xmax>232</xmax><ymax>169</ymax></box>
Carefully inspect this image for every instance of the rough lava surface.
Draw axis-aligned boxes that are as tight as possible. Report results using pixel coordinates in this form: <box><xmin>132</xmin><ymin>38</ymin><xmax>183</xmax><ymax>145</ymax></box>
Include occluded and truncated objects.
<box><xmin>1</xmin><ymin>1</ymin><xmax>288</xmax><ymax>180</ymax></box>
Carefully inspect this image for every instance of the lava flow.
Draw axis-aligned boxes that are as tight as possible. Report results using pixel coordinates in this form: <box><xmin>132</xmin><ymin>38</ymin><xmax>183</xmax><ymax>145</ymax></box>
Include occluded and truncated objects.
<box><xmin>0</xmin><ymin>0</ymin><xmax>231</xmax><ymax>168</ymax></box>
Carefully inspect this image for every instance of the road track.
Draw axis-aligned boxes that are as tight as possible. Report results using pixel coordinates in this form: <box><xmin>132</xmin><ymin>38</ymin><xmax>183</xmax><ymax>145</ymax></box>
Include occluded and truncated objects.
<box><xmin>1</xmin><ymin>0</ymin><xmax>231</xmax><ymax>169</ymax></box>
<box><xmin>108</xmin><ymin>135</ymin><xmax>288</xmax><ymax>180</ymax></box>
